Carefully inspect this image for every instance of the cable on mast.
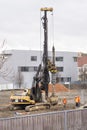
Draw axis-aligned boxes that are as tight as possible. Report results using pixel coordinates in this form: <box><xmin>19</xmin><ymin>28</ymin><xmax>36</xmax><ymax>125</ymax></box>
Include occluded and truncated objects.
<box><xmin>51</xmin><ymin>10</ymin><xmax>54</xmax><ymax>47</ymax></box>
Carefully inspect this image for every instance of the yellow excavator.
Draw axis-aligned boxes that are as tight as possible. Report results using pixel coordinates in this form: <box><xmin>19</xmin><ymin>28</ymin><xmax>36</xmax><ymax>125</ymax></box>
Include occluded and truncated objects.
<box><xmin>9</xmin><ymin>7</ymin><xmax>58</xmax><ymax>112</ymax></box>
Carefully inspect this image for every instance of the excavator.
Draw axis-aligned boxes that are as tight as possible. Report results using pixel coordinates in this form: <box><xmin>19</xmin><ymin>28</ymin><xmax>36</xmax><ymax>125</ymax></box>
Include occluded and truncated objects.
<box><xmin>10</xmin><ymin>7</ymin><xmax>58</xmax><ymax>112</ymax></box>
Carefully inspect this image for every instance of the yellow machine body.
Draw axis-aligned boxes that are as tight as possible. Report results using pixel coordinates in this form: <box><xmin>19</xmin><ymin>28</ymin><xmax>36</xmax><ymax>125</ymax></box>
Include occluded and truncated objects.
<box><xmin>10</xmin><ymin>89</ymin><xmax>35</xmax><ymax>106</ymax></box>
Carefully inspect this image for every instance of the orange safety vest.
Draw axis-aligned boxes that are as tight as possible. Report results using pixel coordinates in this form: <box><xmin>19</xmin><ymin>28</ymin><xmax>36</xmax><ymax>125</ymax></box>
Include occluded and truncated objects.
<box><xmin>75</xmin><ymin>96</ymin><xmax>80</xmax><ymax>103</ymax></box>
<box><xmin>63</xmin><ymin>98</ymin><xmax>67</xmax><ymax>104</ymax></box>
<box><xmin>78</xmin><ymin>96</ymin><xmax>80</xmax><ymax>103</ymax></box>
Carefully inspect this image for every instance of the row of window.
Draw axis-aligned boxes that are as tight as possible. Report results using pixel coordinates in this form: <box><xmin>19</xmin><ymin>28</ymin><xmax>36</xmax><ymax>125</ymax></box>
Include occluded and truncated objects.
<box><xmin>19</xmin><ymin>66</ymin><xmax>64</xmax><ymax>72</ymax></box>
<box><xmin>57</xmin><ymin>77</ymin><xmax>71</xmax><ymax>82</ymax></box>
<box><xmin>19</xmin><ymin>66</ymin><xmax>38</xmax><ymax>72</ymax></box>
<box><xmin>18</xmin><ymin>66</ymin><xmax>71</xmax><ymax>82</ymax></box>
<box><xmin>31</xmin><ymin>56</ymin><xmax>77</xmax><ymax>62</ymax></box>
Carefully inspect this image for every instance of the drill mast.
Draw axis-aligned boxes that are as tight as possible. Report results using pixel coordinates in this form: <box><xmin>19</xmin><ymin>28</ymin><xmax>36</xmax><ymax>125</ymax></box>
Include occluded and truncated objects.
<box><xmin>41</xmin><ymin>7</ymin><xmax>53</xmax><ymax>98</ymax></box>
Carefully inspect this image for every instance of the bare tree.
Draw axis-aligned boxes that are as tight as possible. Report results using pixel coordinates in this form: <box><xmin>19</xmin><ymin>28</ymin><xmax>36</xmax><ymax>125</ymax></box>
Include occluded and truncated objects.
<box><xmin>79</xmin><ymin>67</ymin><xmax>87</xmax><ymax>81</ymax></box>
<box><xmin>78</xmin><ymin>66</ymin><xmax>87</xmax><ymax>88</ymax></box>
<box><xmin>0</xmin><ymin>65</ymin><xmax>15</xmax><ymax>82</ymax></box>
<box><xmin>0</xmin><ymin>40</ymin><xmax>15</xmax><ymax>83</ymax></box>
<box><xmin>0</xmin><ymin>40</ymin><xmax>7</xmax><ymax>68</ymax></box>
<box><xmin>14</xmin><ymin>71</ymin><xmax>24</xmax><ymax>88</ymax></box>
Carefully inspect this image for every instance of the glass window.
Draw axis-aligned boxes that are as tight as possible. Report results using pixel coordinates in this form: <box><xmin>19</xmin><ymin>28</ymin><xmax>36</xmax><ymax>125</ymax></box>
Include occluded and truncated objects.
<box><xmin>34</xmin><ymin>67</ymin><xmax>38</xmax><ymax>71</ymax></box>
<box><xmin>31</xmin><ymin>56</ymin><xmax>37</xmax><ymax>61</ymax></box>
<box><xmin>73</xmin><ymin>57</ymin><xmax>77</xmax><ymax>62</ymax></box>
<box><xmin>56</xmin><ymin>57</ymin><xmax>63</xmax><ymax>61</ymax></box>
<box><xmin>29</xmin><ymin>67</ymin><xmax>34</xmax><ymax>71</ymax></box>
<box><xmin>67</xmin><ymin>77</ymin><xmax>71</xmax><ymax>82</ymax></box>
<box><xmin>57</xmin><ymin>67</ymin><xmax>63</xmax><ymax>72</ymax></box>
<box><xmin>20</xmin><ymin>67</ymin><xmax>29</xmax><ymax>72</ymax></box>
<box><xmin>19</xmin><ymin>66</ymin><xmax>38</xmax><ymax>72</ymax></box>
<box><xmin>61</xmin><ymin>77</ymin><xmax>64</xmax><ymax>82</ymax></box>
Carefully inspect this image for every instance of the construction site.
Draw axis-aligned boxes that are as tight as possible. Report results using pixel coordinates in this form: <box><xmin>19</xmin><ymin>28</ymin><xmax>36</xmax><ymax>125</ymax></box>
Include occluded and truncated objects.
<box><xmin>0</xmin><ymin>83</ymin><xmax>86</xmax><ymax>118</ymax></box>
<box><xmin>0</xmin><ymin>7</ymin><xmax>87</xmax><ymax>130</ymax></box>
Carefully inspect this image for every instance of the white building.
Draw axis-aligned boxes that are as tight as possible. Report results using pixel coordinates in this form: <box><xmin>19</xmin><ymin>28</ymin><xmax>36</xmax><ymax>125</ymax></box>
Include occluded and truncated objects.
<box><xmin>0</xmin><ymin>50</ymin><xmax>78</xmax><ymax>89</ymax></box>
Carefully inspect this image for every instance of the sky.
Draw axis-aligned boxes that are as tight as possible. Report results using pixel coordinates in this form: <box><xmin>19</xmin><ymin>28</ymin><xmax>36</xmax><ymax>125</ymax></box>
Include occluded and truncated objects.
<box><xmin>0</xmin><ymin>0</ymin><xmax>87</xmax><ymax>53</ymax></box>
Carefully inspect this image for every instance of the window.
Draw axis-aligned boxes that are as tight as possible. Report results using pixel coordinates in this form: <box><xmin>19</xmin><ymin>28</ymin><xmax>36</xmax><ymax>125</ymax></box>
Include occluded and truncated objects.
<box><xmin>56</xmin><ymin>57</ymin><xmax>63</xmax><ymax>61</ymax></box>
<box><xmin>19</xmin><ymin>66</ymin><xmax>38</xmax><ymax>72</ymax></box>
<box><xmin>20</xmin><ymin>67</ymin><xmax>29</xmax><ymax>72</ymax></box>
<box><xmin>34</xmin><ymin>67</ymin><xmax>38</xmax><ymax>71</ymax></box>
<box><xmin>31</xmin><ymin>56</ymin><xmax>37</xmax><ymax>61</ymax></box>
<box><xmin>57</xmin><ymin>67</ymin><xmax>63</xmax><ymax>72</ymax></box>
<box><xmin>29</xmin><ymin>67</ymin><xmax>34</xmax><ymax>72</ymax></box>
<box><xmin>59</xmin><ymin>77</ymin><xmax>71</xmax><ymax>82</ymax></box>
<box><xmin>73</xmin><ymin>57</ymin><xmax>77</xmax><ymax>62</ymax></box>
<box><xmin>61</xmin><ymin>77</ymin><xmax>64</xmax><ymax>82</ymax></box>
<box><xmin>67</xmin><ymin>77</ymin><xmax>71</xmax><ymax>82</ymax></box>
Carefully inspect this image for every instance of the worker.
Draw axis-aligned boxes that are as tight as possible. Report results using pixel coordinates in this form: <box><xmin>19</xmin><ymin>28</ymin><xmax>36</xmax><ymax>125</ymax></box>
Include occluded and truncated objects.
<box><xmin>77</xmin><ymin>96</ymin><xmax>80</xmax><ymax>107</ymax></box>
<box><xmin>75</xmin><ymin>96</ymin><xmax>78</xmax><ymax>107</ymax></box>
<box><xmin>62</xmin><ymin>97</ymin><xmax>67</xmax><ymax>108</ymax></box>
<box><xmin>75</xmin><ymin>96</ymin><xmax>80</xmax><ymax>107</ymax></box>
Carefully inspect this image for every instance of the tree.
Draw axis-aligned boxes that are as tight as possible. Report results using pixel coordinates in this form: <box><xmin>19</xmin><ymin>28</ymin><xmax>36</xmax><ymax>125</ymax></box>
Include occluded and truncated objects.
<box><xmin>79</xmin><ymin>66</ymin><xmax>87</xmax><ymax>81</ymax></box>
<box><xmin>0</xmin><ymin>40</ymin><xmax>15</xmax><ymax>83</ymax></box>
<box><xmin>0</xmin><ymin>40</ymin><xmax>7</xmax><ymax>69</ymax></box>
<box><xmin>14</xmin><ymin>71</ymin><xmax>24</xmax><ymax>88</ymax></box>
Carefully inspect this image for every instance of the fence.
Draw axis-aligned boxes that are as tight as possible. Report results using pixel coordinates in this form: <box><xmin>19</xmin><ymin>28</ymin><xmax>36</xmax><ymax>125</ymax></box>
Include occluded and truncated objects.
<box><xmin>0</xmin><ymin>109</ymin><xmax>87</xmax><ymax>130</ymax></box>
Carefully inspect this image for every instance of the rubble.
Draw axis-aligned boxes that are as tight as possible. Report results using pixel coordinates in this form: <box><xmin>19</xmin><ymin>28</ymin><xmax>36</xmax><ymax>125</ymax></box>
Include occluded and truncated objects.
<box><xmin>48</xmin><ymin>83</ymin><xmax>69</xmax><ymax>92</ymax></box>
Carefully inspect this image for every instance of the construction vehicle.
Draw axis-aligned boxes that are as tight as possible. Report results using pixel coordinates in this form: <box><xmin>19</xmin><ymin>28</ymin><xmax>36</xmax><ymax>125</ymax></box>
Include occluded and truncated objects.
<box><xmin>10</xmin><ymin>7</ymin><xmax>58</xmax><ymax>112</ymax></box>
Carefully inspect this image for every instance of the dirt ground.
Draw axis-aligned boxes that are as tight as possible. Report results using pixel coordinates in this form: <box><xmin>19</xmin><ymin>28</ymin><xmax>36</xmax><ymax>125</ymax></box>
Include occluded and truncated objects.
<box><xmin>0</xmin><ymin>88</ymin><xmax>86</xmax><ymax>118</ymax></box>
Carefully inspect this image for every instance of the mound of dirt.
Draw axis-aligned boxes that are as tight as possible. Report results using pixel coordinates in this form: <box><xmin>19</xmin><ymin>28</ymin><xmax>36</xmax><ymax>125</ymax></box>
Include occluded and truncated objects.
<box><xmin>48</xmin><ymin>83</ymin><xmax>69</xmax><ymax>93</ymax></box>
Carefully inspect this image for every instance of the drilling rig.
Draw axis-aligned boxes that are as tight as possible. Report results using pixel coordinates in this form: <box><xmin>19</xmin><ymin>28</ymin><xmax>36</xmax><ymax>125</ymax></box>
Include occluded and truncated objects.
<box><xmin>10</xmin><ymin>7</ymin><xmax>58</xmax><ymax>112</ymax></box>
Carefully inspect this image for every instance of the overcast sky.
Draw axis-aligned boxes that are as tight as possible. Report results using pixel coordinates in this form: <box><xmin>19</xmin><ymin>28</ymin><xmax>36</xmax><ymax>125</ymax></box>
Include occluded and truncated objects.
<box><xmin>0</xmin><ymin>0</ymin><xmax>87</xmax><ymax>53</ymax></box>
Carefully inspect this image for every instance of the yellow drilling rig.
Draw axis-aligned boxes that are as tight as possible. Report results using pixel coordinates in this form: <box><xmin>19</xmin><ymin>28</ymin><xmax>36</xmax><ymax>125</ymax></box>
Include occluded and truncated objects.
<box><xmin>10</xmin><ymin>7</ymin><xmax>58</xmax><ymax>112</ymax></box>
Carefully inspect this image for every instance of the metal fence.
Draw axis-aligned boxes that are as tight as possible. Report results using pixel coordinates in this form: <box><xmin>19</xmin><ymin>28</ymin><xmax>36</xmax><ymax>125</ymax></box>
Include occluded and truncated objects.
<box><xmin>0</xmin><ymin>109</ymin><xmax>87</xmax><ymax>130</ymax></box>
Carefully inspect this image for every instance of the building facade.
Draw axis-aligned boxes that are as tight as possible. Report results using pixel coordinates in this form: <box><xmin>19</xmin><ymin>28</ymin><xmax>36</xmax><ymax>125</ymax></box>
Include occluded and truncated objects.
<box><xmin>0</xmin><ymin>50</ymin><xmax>78</xmax><ymax>89</ymax></box>
<box><xmin>77</xmin><ymin>52</ymin><xmax>87</xmax><ymax>81</ymax></box>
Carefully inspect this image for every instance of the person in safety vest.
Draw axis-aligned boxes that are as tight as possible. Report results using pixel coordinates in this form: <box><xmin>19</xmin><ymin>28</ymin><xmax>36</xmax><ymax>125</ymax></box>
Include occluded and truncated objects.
<box><xmin>75</xmin><ymin>96</ymin><xmax>80</xmax><ymax>107</ymax></box>
<box><xmin>75</xmin><ymin>96</ymin><xmax>78</xmax><ymax>107</ymax></box>
<box><xmin>62</xmin><ymin>97</ymin><xmax>67</xmax><ymax>108</ymax></box>
<box><xmin>77</xmin><ymin>96</ymin><xmax>80</xmax><ymax>107</ymax></box>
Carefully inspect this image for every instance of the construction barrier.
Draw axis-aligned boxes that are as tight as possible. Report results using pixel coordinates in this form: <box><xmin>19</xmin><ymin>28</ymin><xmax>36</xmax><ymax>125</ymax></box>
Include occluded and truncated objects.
<box><xmin>0</xmin><ymin>109</ymin><xmax>87</xmax><ymax>130</ymax></box>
